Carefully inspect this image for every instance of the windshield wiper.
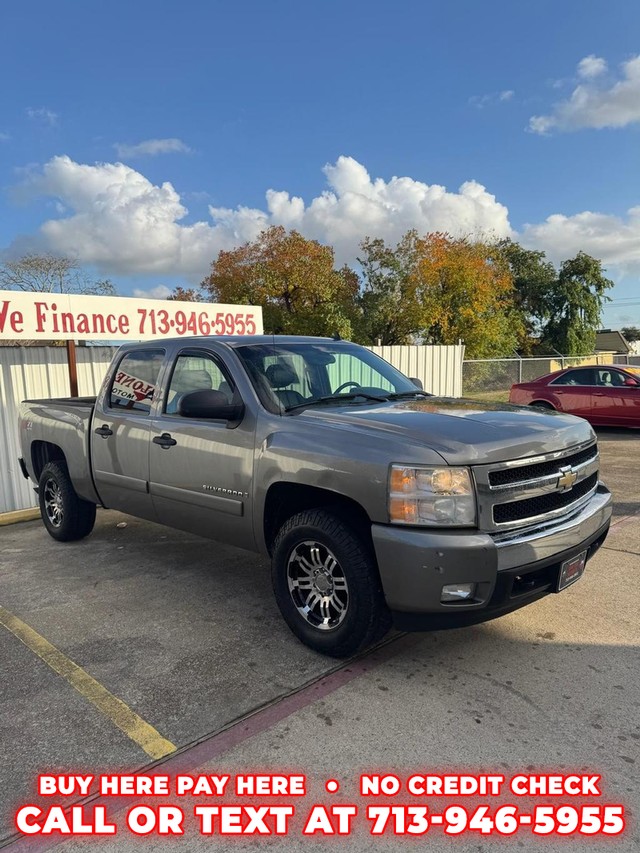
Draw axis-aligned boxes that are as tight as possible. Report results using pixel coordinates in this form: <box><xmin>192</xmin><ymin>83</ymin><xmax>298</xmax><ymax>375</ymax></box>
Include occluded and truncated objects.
<box><xmin>285</xmin><ymin>392</ymin><xmax>389</xmax><ymax>413</ymax></box>
<box><xmin>385</xmin><ymin>390</ymin><xmax>433</xmax><ymax>399</ymax></box>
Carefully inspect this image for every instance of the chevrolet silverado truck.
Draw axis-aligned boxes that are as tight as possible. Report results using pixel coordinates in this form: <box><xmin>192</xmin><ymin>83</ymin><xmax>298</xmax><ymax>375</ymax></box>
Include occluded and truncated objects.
<box><xmin>18</xmin><ymin>336</ymin><xmax>612</xmax><ymax>657</ymax></box>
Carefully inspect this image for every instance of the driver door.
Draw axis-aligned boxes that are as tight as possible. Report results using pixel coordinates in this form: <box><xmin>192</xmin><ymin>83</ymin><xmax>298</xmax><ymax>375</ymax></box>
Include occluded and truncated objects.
<box><xmin>593</xmin><ymin>368</ymin><xmax>640</xmax><ymax>425</ymax></box>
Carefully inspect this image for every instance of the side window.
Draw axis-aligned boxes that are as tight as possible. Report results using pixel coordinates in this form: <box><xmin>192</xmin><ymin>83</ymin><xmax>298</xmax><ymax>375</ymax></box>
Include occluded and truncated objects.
<box><xmin>597</xmin><ymin>369</ymin><xmax>626</xmax><ymax>387</ymax></box>
<box><xmin>109</xmin><ymin>349</ymin><xmax>164</xmax><ymax>413</ymax></box>
<box><xmin>551</xmin><ymin>369</ymin><xmax>595</xmax><ymax>387</ymax></box>
<box><xmin>165</xmin><ymin>352</ymin><xmax>234</xmax><ymax>415</ymax></box>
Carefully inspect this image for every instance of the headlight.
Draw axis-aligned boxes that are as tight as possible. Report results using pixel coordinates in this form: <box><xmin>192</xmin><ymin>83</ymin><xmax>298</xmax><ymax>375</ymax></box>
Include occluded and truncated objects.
<box><xmin>389</xmin><ymin>465</ymin><xmax>476</xmax><ymax>526</ymax></box>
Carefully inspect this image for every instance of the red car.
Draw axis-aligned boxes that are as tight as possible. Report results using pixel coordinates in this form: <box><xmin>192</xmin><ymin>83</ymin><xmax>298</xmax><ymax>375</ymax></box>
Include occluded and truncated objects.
<box><xmin>510</xmin><ymin>364</ymin><xmax>640</xmax><ymax>427</ymax></box>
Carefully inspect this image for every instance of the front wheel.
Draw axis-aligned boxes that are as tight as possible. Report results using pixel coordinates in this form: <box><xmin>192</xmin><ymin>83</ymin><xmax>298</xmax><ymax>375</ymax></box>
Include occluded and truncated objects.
<box><xmin>271</xmin><ymin>509</ymin><xmax>391</xmax><ymax>657</ymax></box>
<box><xmin>38</xmin><ymin>461</ymin><xmax>96</xmax><ymax>542</ymax></box>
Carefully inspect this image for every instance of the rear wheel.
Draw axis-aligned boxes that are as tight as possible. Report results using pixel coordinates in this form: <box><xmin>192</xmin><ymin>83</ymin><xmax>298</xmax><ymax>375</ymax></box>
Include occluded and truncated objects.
<box><xmin>271</xmin><ymin>509</ymin><xmax>391</xmax><ymax>657</ymax></box>
<box><xmin>38</xmin><ymin>461</ymin><xmax>96</xmax><ymax>542</ymax></box>
<box><xmin>530</xmin><ymin>401</ymin><xmax>555</xmax><ymax>410</ymax></box>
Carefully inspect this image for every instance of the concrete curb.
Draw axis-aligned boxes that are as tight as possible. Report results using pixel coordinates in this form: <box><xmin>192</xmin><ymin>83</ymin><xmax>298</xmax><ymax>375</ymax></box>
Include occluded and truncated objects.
<box><xmin>0</xmin><ymin>508</ymin><xmax>40</xmax><ymax>527</ymax></box>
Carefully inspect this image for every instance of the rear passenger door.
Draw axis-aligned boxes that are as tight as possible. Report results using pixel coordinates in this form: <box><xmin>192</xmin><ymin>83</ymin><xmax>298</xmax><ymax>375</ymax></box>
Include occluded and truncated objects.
<box><xmin>148</xmin><ymin>347</ymin><xmax>257</xmax><ymax>549</ymax></box>
<box><xmin>91</xmin><ymin>347</ymin><xmax>165</xmax><ymax>520</ymax></box>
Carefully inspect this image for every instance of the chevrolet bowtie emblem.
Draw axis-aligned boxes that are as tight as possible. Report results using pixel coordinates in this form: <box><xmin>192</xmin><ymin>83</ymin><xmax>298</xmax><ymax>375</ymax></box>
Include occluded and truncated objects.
<box><xmin>557</xmin><ymin>466</ymin><xmax>578</xmax><ymax>491</ymax></box>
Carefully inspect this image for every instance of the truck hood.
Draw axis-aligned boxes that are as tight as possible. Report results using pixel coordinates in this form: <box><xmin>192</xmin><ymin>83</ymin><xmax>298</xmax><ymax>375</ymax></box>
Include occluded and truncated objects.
<box><xmin>297</xmin><ymin>398</ymin><xmax>595</xmax><ymax>465</ymax></box>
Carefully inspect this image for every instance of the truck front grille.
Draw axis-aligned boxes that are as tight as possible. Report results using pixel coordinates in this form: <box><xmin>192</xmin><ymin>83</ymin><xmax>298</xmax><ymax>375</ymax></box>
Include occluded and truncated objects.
<box><xmin>493</xmin><ymin>473</ymin><xmax>598</xmax><ymax>524</ymax></box>
<box><xmin>473</xmin><ymin>440</ymin><xmax>600</xmax><ymax>532</ymax></box>
<box><xmin>488</xmin><ymin>445</ymin><xmax>598</xmax><ymax>488</ymax></box>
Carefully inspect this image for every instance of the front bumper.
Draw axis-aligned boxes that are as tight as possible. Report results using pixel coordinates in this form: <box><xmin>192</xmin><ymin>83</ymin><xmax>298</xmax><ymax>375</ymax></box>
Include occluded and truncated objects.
<box><xmin>371</xmin><ymin>484</ymin><xmax>612</xmax><ymax>631</ymax></box>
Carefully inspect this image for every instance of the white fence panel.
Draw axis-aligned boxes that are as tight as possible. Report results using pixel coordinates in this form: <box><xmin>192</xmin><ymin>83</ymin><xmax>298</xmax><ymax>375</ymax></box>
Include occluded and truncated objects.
<box><xmin>369</xmin><ymin>345</ymin><xmax>464</xmax><ymax>397</ymax></box>
<box><xmin>0</xmin><ymin>343</ymin><xmax>463</xmax><ymax>514</ymax></box>
<box><xmin>0</xmin><ymin>347</ymin><xmax>116</xmax><ymax>514</ymax></box>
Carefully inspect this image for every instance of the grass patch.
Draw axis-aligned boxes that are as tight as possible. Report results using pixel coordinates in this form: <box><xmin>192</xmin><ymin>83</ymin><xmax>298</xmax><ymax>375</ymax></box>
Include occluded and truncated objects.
<box><xmin>463</xmin><ymin>389</ymin><xmax>511</xmax><ymax>403</ymax></box>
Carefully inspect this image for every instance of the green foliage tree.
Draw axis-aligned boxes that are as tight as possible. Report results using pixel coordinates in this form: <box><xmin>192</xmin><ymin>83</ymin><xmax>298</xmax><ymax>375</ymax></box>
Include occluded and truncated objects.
<box><xmin>201</xmin><ymin>226</ymin><xmax>358</xmax><ymax>337</ymax></box>
<box><xmin>354</xmin><ymin>232</ymin><xmax>423</xmax><ymax>345</ymax></box>
<box><xmin>0</xmin><ymin>253</ymin><xmax>115</xmax><ymax>295</ymax></box>
<box><xmin>542</xmin><ymin>252</ymin><xmax>613</xmax><ymax>356</ymax></box>
<box><xmin>621</xmin><ymin>326</ymin><xmax>640</xmax><ymax>343</ymax></box>
<box><xmin>493</xmin><ymin>239</ymin><xmax>556</xmax><ymax>353</ymax></box>
<box><xmin>356</xmin><ymin>231</ymin><xmax>522</xmax><ymax>356</ymax></box>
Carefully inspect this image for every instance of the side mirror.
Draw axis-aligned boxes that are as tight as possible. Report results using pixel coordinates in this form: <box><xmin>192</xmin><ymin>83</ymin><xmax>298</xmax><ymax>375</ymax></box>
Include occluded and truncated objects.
<box><xmin>410</xmin><ymin>377</ymin><xmax>424</xmax><ymax>390</ymax></box>
<box><xmin>178</xmin><ymin>389</ymin><xmax>244</xmax><ymax>424</ymax></box>
<box><xmin>624</xmin><ymin>378</ymin><xmax>638</xmax><ymax>387</ymax></box>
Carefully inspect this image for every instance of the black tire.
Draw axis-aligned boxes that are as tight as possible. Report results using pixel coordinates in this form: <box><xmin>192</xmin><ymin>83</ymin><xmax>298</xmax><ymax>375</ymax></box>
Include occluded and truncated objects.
<box><xmin>271</xmin><ymin>509</ymin><xmax>391</xmax><ymax>657</ymax></box>
<box><xmin>38</xmin><ymin>461</ymin><xmax>96</xmax><ymax>542</ymax></box>
<box><xmin>530</xmin><ymin>401</ymin><xmax>555</xmax><ymax>410</ymax></box>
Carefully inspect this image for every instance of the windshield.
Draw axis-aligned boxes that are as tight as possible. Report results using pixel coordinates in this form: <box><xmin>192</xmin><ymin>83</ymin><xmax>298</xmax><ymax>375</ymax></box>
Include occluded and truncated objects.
<box><xmin>235</xmin><ymin>341</ymin><xmax>421</xmax><ymax>413</ymax></box>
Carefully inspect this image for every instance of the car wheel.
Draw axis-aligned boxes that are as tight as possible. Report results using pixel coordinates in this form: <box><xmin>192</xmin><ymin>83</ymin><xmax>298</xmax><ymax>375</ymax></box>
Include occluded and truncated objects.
<box><xmin>38</xmin><ymin>461</ymin><xmax>97</xmax><ymax>542</ymax></box>
<box><xmin>271</xmin><ymin>509</ymin><xmax>391</xmax><ymax>657</ymax></box>
<box><xmin>530</xmin><ymin>401</ymin><xmax>555</xmax><ymax>410</ymax></box>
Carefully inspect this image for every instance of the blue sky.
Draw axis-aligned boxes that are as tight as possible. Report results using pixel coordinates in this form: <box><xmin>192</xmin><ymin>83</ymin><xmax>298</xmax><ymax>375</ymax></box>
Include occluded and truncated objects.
<box><xmin>1</xmin><ymin>0</ymin><xmax>639</xmax><ymax>327</ymax></box>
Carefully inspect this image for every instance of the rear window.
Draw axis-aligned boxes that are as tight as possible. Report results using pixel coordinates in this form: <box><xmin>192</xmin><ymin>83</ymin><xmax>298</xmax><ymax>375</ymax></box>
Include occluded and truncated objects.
<box><xmin>550</xmin><ymin>369</ymin><xmax>595</xmax><ymax>387</ymax></box>
<box><xmin>109</xmin><ymin>349</ymin><xmax>164</xmax><ymax>413</ymax></box>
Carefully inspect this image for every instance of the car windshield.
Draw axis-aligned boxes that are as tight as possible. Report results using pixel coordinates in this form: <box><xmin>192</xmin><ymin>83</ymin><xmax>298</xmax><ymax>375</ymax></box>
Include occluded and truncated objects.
<box><xmin>234</xmin><ymin>341</ymin><xmax>422</xmax><ymax>413</ymax></box>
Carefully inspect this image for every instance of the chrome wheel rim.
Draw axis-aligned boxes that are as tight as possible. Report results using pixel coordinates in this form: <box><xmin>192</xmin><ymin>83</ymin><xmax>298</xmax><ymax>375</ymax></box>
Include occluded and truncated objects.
<box><xmin>287</xmin><ymin>540</ymin><xmax>349</xmax><ymax>631</ymax></box>
<box><xmin>43</xmin><ymin>479</ymin><xmax>64</xmax><ymax>527</ymax></box>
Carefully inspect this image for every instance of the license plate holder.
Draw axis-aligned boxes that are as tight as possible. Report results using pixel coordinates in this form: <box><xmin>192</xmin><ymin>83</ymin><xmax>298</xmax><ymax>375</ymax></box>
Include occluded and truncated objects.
<box><xmin>557</xmin><ymin>550</ymin><xmax>587</xmax><ymax>591</ymax></box>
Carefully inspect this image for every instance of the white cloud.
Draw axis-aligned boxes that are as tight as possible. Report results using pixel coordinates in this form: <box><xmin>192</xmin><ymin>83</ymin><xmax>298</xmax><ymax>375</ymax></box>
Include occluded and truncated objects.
<box><xmin>529</xmin><ymin>54</ymin><xmax>640</xmax><ymax>133</ymax></box>
<box><xmin>19</xmin><ymin>154</ymin><xmax>513</xmax><ymax>276</ymax></box>
<box><xmin>26</xmin><ymin>107</ymin><xmax>59</xmax><ymax>126</ymax></box>
<box><xmin>132</xmin><ymin>285</ymin><xmax>173</xmax><ymax>299</ymax></box>
<box><xmin>577</xmin><ymin>54</ymin><xmax>607</xmax><ymax>79</ymax></box>
<box><xmin>114</xmin><ymin>138</ymin><xmax>191</xmax><ymax>158</ymax></box>
<box><xmin>469</xmin><ymin>89</ymin><xmax>515</xmax><ymax>108</ymax></box>
<box><xmin>17</xmin><ymin>152</ymin><xmax>640</xmax><ymax>282</ymax></box>
<box><xmin>522</xmin><ymin>206</ymin><xmax>640</xmax><ymax>273</ymax></box>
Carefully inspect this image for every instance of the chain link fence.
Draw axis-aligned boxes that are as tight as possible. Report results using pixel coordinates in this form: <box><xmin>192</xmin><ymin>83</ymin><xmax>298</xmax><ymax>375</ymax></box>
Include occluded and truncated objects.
<box><xmin>463</xmin><ymin>353</ymin><xmax>640</xmax><ymax>401</ymax></box>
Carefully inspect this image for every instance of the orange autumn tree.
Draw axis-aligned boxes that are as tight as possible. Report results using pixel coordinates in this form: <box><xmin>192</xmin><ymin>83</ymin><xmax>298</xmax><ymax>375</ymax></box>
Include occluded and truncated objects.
<box><xmin>413</xmin><ymin>232</ymin><xmax>522</xmax><ymax>358</ymax></box>
<box><xmin>201</xmin><ymin>226</ymin><xmax>358</xmax><ymax>338</ymax></box>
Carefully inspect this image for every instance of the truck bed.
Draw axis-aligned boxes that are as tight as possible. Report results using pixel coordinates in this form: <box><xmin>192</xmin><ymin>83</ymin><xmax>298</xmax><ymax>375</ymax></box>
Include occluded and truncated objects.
<box><xmin>19</xmin><ymin>397</ymin><xmax>99</xmax><ymax>506</ymax></box>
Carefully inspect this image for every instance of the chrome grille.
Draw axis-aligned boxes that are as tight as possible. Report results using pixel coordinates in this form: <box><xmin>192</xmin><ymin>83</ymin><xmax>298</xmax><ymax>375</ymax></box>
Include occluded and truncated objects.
<box><xmin>493</xmin><ymin>473</ymin><xmax>598</xmax><ymax>524</ymax></box>
<box><xmin>473</xmin><ymin>441</ymin><xmax>600</xmax><ymax>532</ymax></box>
<box><xmin>488</xmin><ymin>445</ymin><xmax>598</xmax><ymax>488</ymax></box>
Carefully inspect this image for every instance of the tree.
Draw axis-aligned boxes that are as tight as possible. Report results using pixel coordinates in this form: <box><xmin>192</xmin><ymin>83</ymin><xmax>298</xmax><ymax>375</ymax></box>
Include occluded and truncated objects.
<box><xmin>0</xmin><ymin>253</ymin><xmax>115</xmax><ymax>295</ymax></box>
<box><xmin>412</xmin><ymin>233</ymin><xmax>522</xmax><ymax>358</ymax></box>
<box><xmin>168</xmin><ymin>286</ymin><xmax>203</xmax><ymax>302</ymax></box>
<box><xmin>493</xmin><ymin>239</ymin><xmax>557</xmax><ymax>353</ymax></box>
<box><xmin>542</xmin><ymin>252</ymin><xmax>613</xmax><ymax>355</ymax></box>
<box><xmin>621</xmin><ymin>326</ymin><xmax>640</xmax><ymax>343</ymax></box>
<box><xmin>355</xmin><ymin>232</ymin><xmax>423</xmax><ymax>345</ymax></box>
<box><xmin>201</xmin><ymin>226</ymin><xmax>358</xmax><ymax>337</ymax></box>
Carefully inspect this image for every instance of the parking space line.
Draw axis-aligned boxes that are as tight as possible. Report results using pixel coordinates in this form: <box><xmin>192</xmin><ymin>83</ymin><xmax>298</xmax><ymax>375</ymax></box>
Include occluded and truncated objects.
<box><xmin>0</xmin><ymin>605</ymin><xmax>176</xmax><ymax>761</ymax></box>
<box><xmin>4</xmin><ymin>632</ymin><xmax>419</xmax><ymax>850</ymax></box>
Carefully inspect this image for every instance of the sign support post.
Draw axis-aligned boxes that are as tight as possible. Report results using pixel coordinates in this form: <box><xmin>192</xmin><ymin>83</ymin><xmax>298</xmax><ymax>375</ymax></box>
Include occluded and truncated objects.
<box><xmin>66</xmin><ymin>340</ymin><xmax>78</xmax><ymax>397</ymax></box>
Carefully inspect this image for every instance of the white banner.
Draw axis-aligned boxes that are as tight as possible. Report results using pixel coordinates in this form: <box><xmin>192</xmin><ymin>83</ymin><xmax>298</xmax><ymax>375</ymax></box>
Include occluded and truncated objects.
<box><xmin>0</xmin><ymin>291</ymin><xmax>263</xmax><ymax>341</ymax></box>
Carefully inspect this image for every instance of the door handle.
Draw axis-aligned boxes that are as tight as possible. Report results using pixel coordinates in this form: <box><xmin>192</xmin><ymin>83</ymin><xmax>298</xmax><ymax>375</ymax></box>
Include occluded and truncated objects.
<box><xmin>95</xmin><ymin>424</ymin><xmax>113</xmax><ymax>438</ymax></box>
<box><xmin>153</xmin><ymin>432</ymin><xmax>177</xmax><ymax>449</ymax></box>
<box><xmin>593</xmin><ymin>392</ymin><xmax>605</xmax><ymax>396</ymax></box>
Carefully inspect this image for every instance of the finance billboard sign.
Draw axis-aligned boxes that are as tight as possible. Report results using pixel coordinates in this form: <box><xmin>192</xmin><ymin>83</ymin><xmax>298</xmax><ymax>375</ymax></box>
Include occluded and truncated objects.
<box><xmin>0</xmin><ymin>291</ymin><xmax>263</xmax><ymax>341</ymax></box>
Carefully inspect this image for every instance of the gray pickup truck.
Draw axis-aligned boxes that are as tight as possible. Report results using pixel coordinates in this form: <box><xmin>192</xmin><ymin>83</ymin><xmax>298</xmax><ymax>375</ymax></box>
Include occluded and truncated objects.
<box><xmin>18</xmin><ymin>336</ymin><xmax>612</xmax><ymax>656</ymax></box>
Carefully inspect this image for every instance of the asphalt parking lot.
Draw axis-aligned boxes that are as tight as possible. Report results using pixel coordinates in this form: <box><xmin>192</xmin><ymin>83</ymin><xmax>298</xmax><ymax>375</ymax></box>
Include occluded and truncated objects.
<box><xmin>0</xmin><ymin>428</ymin><xmax>639</xmax><ymax>851</ymax></box>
